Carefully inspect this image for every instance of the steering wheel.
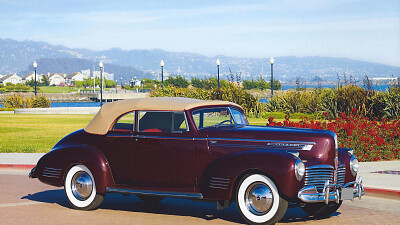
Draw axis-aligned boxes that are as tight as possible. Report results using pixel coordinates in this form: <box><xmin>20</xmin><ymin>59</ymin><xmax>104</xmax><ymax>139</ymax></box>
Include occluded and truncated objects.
<box><xmin>216</xmin><ymin>120</ymin><xmax>232</xmax><ymax>126</ymax></box>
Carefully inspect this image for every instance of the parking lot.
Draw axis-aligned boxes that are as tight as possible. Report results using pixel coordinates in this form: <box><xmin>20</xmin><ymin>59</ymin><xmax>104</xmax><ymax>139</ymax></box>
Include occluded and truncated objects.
<box><xmin>1</xmin><ymin>170</ymin><xmax>399</xmax><ymax>225</ymax></box>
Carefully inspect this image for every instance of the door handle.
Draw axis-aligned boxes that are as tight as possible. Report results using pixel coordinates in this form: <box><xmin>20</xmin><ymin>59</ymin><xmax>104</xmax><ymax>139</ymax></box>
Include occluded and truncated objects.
<box><xmin>133</xmin><ymin>135</ymin><xmax>145</xmax><ymax>141</ymax></box>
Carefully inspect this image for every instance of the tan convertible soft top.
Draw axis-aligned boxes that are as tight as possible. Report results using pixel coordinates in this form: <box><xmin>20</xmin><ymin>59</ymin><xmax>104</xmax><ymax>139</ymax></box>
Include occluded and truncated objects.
<box><xmin>84</xmin><ymin>97</ymin><xmax>242</xmax><ymax>135</ymax></box>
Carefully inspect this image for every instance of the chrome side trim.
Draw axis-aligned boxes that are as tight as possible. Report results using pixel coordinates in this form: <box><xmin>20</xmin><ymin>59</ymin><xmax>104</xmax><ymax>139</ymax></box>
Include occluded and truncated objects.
<box><xmin>42</xmin><ymin>167</ymin><xmax>61</xmax><ymax>179</ymax></box>
<box><xmin>209</xmin><ymin>177</ymin><xmax>230</xmax><ymax>190</ymax></box>
<box><xmin>44</xmin><ymin>167</ymin><xmax>62</xmax><ymax>171</ymax></box>
<box><xmin>132</xmin><ymin>135</ymin><xmax>194</xmax><ymax>140</ymax></box>
<box><xmin>208</xmin><ymin>137</ymin><xmax>316</xmax><ymax>145</ymax></box>
<box><xmin>105</xmin><ymin>187</ymin><xmax>203</xmax><ymax>199</ymax></box>
<box><xmin>42</xmin><ymin>174</ymin><xmax>60</xmax><ymax>178</ymax></box>
<box><xmin>106</xmin><ymin>134</ymin><xmax>132</xmax><ymax>138</ymax></box>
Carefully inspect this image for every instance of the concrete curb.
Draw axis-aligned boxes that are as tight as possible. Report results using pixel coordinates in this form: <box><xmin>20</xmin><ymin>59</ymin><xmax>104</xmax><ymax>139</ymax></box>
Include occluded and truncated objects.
<box><xmin>0</xmin><ymin>164</ymin><xmax>35</xmax><ymax>170</ymax></box>
<box><xmin>364</xmin><ymin>187</ymin><xmax>400</xmax><ymax>200</ymax></box>
<box><xmin>14</xmin><ymin>107</ymin><xmax>100</xmax><ymax>114</ymax></box>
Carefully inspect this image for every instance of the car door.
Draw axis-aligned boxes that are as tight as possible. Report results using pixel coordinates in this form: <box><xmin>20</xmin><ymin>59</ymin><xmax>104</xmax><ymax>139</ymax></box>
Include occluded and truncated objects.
<box><xmin>103</xmin><ymin>111</ymin><xmax>135</xmax><ymax>186</ymax></box>
<box><xmin>132</xmin><ymin>111</ymin><xmax>196</xmax><ymax>192</ymax></box>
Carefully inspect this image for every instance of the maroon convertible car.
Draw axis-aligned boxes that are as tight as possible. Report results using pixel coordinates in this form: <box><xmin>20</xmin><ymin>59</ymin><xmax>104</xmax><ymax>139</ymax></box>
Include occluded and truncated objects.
<box><xmin>30</xmin><ymin>97</ymin><xmax>363</xmax><ymax>225</ymax></box>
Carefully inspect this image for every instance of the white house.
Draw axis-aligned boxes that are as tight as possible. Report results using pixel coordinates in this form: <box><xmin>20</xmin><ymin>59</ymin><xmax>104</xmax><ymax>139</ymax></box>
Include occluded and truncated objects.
<box><xmin>49</xmin><ymin>73</ymin><xmax>65</xmax><ymax>86</ymax></box>
<box><xmin>21</xmin><ymin>72</ymin><xmax>43</xmax><ymax>83</ymax></box>
<box><xmin>0</xmin><ymin>74</ymin><xmax>22</xmax><ymax>85</ymax></box>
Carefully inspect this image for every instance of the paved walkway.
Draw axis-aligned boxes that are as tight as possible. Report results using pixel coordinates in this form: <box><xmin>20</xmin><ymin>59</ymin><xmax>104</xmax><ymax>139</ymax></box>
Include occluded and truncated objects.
<box><xmin>0</xmin><ymin>174</ymin><xmax>399</xmax><ymax>225</ymax></box>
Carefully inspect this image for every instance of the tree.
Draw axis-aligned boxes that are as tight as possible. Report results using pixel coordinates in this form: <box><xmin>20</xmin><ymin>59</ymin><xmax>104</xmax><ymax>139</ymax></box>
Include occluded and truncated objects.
<box><xmin>25</xmin><ymin>78</ymin><xmax>35</xmax><ymax>87</ymax></box>
<box><xmin>164</xmin><ymin>75</ymin><xmax>190</xmax><ymax>88</ymax></box>
<box><xmin>266</xmin><ymin>79</ymin><xmax>282</xmax><ymax>90</ymax></box>
<box><xmin>40</xmin><ymin>75</ymin><xmax>50</xmax><ymax>86</ymax></box>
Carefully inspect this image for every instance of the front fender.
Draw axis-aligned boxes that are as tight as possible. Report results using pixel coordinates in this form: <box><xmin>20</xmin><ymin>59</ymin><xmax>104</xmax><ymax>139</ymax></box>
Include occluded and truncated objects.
<box><xmin>36</xmin><ymin>145</ymin><xmax>114</xmax><ymax>194</ymax></box>
<box><xmin>200</xmin><ymin>149</ymin><xmax>302</xmax><ymax>201</ymax></box>
<box><xmin>338</xmin><ymin>148</ymin><xmax>357</xmax><ymax>183</ymax></box>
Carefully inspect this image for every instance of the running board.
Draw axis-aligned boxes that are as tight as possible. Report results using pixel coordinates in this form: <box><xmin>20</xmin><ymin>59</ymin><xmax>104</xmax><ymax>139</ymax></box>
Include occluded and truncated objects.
<box><xmin>106</xmin><ymin>187</ymin><xmax>203</xmax><ymax>199</ymax></box>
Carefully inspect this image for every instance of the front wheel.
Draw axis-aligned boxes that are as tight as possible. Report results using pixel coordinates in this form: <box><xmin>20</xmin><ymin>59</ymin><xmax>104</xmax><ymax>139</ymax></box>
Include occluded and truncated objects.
<box><xmin>301</xmin><ymin>201</ymin><xmax>342</xmax><ymax>218</ymax></box>
<box><xmin>237</xmin><ymin>174</ymin><xmax>288</xmax><ymax>225</ymax></box>
<box><xmin>64</xmin><ymin>165</ymin><xmax>104</xmax><ymax>210</ymax></box>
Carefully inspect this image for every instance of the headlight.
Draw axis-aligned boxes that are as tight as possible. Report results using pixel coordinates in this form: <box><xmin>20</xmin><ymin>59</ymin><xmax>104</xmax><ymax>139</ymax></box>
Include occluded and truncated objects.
<box><xmin>295</xmin><ymin>159</ymin><xmax>305</xmax><ymax>181</ymax></box>
<box><xmin>350</xmin><ymin>155</ymin><xmax>359</xmax><ymax>176</ymax></box>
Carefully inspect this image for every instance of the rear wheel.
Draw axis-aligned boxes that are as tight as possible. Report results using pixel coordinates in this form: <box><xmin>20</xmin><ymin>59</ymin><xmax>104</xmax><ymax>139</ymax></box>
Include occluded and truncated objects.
<box><xmin>301</xmin><ymin>201</ymin><xmax>342</xmax><ymax>218</ymax></box>
<box><xmin>64</xmin><ymin>165</ymin><xmax>104</xmax><ymax>210</ymax></box>
<box><xmin>236</xmin><ymin>174</ymin><xmax>288</xmax><ymax>225</ymax></box>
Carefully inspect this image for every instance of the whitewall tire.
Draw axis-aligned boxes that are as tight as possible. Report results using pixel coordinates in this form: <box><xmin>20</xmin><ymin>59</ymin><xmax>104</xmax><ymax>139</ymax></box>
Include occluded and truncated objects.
<box><xmin>64</xmin><ymin>165</ymin><xmax>104</xmax><ymax>210</ymax></box>
<box><xmin>237</xmin><ymin>174</ymin><xmax>288</xmax><ymax>225</ymax></box>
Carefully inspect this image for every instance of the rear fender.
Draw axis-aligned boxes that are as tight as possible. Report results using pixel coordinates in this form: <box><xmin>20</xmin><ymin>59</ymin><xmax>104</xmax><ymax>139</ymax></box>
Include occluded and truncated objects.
<box><xmin>200</xmin><ymin>149</ymin><xmax>302</xmax><ymax>201</ymax></box>
<box><xmin>36</xmin><ymin>145</ymin><xmax>114</xmax><ymax>194</ymax></box>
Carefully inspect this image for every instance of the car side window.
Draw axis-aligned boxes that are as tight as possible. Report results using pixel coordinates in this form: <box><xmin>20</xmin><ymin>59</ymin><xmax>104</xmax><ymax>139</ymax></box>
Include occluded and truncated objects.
<box><xmin>113</xmin><ymin>111</ymin><xmax>135</xmax><ymax>132</ymax></box>
<box><xmin>138</xmin><ymin>111</ymin><xmax>188</xmax><ymax>133</ymax></box>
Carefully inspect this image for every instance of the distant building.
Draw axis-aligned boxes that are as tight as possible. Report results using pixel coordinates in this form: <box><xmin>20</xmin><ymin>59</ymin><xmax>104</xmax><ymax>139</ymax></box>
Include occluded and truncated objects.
<box><xmin>92</xmin><ymin>71</ymin><xmax>115</xmax><ymax>81</ymax></box>
<box><xmin>66</xmin><ymin>72</ymin><xmax>89</xmax><ymax>82</ymax></box>
<box><xmin>21</xmin><ymin>72</ymin><xmax>43</xmax><ymax>83</ymax></box>
<box><xmin>49</xmin><ymin>73</ymin><xmax>65</xmax><ymax>86</ymax></box>
<box><xmin>81</xmin><ymin>69</ymin><xmax>91</xmax><ymax>78</ymax></box>
<box><xmin>130</xmin><ymin>79</ymin><xmax>141</xmax><ymax>87</ymax></box>
<box><xmin>0</xmin><ymin>74</ymin><xmax>22</xmax><ymax>84</ymax></box>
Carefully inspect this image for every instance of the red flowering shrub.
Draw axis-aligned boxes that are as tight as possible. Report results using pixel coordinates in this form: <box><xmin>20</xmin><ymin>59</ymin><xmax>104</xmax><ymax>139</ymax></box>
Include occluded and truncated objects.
<box><xmin>266</xmin><ymin>113</ymin><xmax>400</xmax><ymax>162</ymax></box>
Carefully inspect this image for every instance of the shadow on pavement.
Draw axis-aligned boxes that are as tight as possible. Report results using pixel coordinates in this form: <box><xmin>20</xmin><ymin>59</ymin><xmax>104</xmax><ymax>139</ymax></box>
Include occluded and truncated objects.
<box><xmin>22</xmin><ymin>190</ymin><xmax>341</xmax><ymax>224</ymax></box>
<box><xmin>21</xmin><ymin>189</ymin><xmax>69</xmax><ymax>208</ymax></box>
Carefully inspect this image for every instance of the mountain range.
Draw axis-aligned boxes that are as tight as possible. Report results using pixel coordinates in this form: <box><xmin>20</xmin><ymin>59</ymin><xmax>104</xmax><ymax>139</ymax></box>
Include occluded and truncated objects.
<box><xmin>1</xmin><ymin>38</ymin><xmax>399</xmax><ymax>83</ymax></box>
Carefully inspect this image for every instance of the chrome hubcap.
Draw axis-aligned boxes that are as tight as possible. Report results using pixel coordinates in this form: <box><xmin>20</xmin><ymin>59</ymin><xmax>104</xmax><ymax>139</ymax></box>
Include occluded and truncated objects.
<box><xmin>71</xmin><ymin>171</ymin><xmax>93</xmax><ymax>200</ymax></box>
<box><xmin>245</xmin><ymin>182</ymin><xmax>274</xmax><ymax>215</ymax></box>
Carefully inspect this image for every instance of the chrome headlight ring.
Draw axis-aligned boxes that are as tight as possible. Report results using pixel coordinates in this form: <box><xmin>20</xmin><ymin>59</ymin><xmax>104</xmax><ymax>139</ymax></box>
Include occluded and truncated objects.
<box><xmin>350</xmin><ymin>155</ymin><xmax>359</xmax><ymax>176</ymax></box>
<box><xmin>295</xmin><ymin>159</ymin><xmax>305</xmax><ymax>181</ymax></box>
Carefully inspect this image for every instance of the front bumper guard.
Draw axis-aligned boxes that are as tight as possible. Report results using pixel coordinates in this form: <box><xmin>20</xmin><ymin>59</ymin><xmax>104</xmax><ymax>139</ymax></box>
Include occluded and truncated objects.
<box><xmin>29</xmin><ymin>166</ymin><xmax>37</xmax><ymax>179</ymax></box>
<box><xmin>298</xmin><ymin>176</ymin><xmax>364</xmax><ymax>204</ymax></box>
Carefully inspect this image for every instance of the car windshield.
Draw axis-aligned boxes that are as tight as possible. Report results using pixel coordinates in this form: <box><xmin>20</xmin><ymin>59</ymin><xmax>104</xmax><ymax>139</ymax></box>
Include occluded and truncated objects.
<box><xmin>192</xmin><ymin>107</ymin><xmax>248</xmax><ymax>129</ymax></box>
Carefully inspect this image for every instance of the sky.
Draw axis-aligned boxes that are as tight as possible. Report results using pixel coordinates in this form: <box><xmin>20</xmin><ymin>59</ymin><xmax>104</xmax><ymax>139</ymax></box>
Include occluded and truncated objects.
<box><xmin>0</xmin><ymin>0</ymin><xmax>399</xmax><ymax>66</ymax></box>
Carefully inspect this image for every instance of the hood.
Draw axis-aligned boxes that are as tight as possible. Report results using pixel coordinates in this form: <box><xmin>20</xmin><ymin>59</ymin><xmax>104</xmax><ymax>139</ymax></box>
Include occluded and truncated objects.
<box><xmin>202</xmin><ymin>125</ymin><xmax>337</xmax><ymax>166</ymax></box>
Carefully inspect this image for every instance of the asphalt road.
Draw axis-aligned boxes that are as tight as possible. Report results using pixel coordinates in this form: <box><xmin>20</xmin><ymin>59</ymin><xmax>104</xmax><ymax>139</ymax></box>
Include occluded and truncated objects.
<box><xmin>1</xmin><ymin>171</ymin><xmax>399</xmax><ymax>225</ymax></box>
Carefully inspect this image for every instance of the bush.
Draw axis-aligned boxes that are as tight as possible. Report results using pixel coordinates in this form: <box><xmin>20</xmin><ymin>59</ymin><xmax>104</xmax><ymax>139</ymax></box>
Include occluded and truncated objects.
<box><xmin>266</xmin><ymin>113</ymin><xmax>400</xmax><ymax>162</ymax></box>
<box><xmin>243</xmin><ymin>78</ymin><xmax>281</xmax><ymax>90</ymax></box>
<box><xmin>1</xmin><ymin>94</ymin><xmax>50</xmax><ymax>108</ymax></box>
<box><xmin>150</xmin><ymin>85</ymin><xmax>264</xmax><ymax>116</ymax></box>
<box><xmin>264</xmin><ymin>86</ymin><xmax>400</xmax><ymax>120</ymax></box>
<box><xmin>191</xmin><ymin>77</ymin><xmax>230</xmax><ymax>89</ymax></box>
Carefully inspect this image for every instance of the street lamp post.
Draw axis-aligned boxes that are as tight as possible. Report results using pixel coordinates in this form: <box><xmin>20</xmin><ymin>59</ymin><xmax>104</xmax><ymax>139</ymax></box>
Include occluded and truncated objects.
<box><xmin>99</xmin><ymin>61</ymin><xmax>104</xmax><ymax>106</ymax></box>
<box><xmin>33</xmin><ymin>61</ymin><xmax>37</xmax><ymax>95</ymax></box>
<box><xmin>160</xmin><ymin>60</ymin><xmax>164</xmax><ymax>88</ymax></box>
<box><xmin>115</xmin><ymin>80</ymin><xmax>118</xmax><ymax>93</ymax></box>
<box><xmin>120</xmin><ymin>77</ymin><xmax>123</xmax><ymax>90</ymax></box>
<box><xmin>216</xmin><ymin>59</ymin><xmax>220</xmax><ymax>88</ymax></box>
<box><xmin>270</xmin><ymin>57</ymin><xmax>274</xmax><ymax>96</ymax></box>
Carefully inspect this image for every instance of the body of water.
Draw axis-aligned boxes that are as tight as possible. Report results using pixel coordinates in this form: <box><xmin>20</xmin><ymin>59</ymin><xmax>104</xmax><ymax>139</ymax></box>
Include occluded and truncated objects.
<box><xmin>50</xmin><ymin>102</ymin><xmax>100</xmax><ymax>107</ymax></box>
<box><xmin>281</xmin><ymin>84</ymin><xmax>392</xmax><ymax>91</ymax></box>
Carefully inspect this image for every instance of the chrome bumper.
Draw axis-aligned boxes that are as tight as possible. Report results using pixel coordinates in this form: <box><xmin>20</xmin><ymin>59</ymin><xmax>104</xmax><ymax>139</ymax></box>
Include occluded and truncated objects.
<box><xmin>298</xmin><ymin>176</ymin><xmax>364</xmax><ymax>204</ymax></box>
<box><xmin>29</xmin><ymin>166</ymin><xmax>37</xmax><ymax>179</ymax></box>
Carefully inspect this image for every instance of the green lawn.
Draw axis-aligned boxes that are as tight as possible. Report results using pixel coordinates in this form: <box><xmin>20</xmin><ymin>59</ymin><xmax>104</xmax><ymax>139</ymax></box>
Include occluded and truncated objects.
<box><xmin>38</xmin><ymin>86</ymin><xmax>80</xmax><ymax>93</ymax></box>
<box><xmin>38</xmin><ymin>86</ymin><xmax>112</xmax><ymax>93</ymax></box>
<box><xmin>0</xmin><ymin>114</ymin><xmax>270</xmax><ymax>153</ymax></box>
<box><xmin>0</xmin><ymin>114</ymin><xmax>94</xmax><ymax>153</ymax></box>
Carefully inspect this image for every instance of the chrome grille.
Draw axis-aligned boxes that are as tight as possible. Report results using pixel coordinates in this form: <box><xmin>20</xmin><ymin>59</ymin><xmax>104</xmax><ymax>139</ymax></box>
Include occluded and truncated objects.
<box><xmin>305</xmin><ymin>165</ymin><xmax>334</xmax><ymax>191</ymax></box>
<box><xmin>42</xmin><ymin>167</ymin><xmax>62</xmax><ymax>178</ymax></box>
<box><xmin>337</xmin><ymin>164</ymin><xmax>346</xmax><ymax>186</ymax></box>
<box><xmin>209</xmin><ymin>177</ymin><xmax>230</xmax><ymax>190</ymax></box>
